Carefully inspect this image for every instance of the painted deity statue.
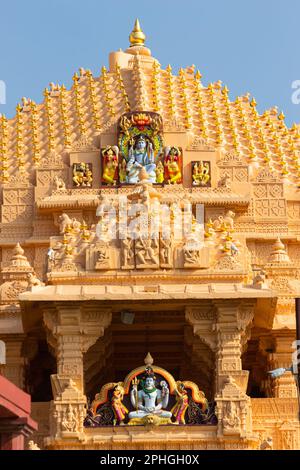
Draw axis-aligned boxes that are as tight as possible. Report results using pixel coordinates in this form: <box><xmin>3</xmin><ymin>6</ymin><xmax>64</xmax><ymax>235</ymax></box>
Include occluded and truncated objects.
<box><xmin>164</xmin><ymin>147</ymin><xmax>182</xmax><ymax>184</ymax></box>
<box><xmin>102</xmin><ymin>146</ymin><xmax>118</xmax><ymax>186</ymax></box>
<box><xmin>171</xmin><ymin>382</ymin><xmax>189</xmax><ymax>424</ymax></box>
<box><xmin>192</xmin><ymin>161</ymin><xmax>210</xmax><ymax>186</ymax></box>
<box><xmin>126</xmin><ymin>135</ymin><xmax>156</xmax><ymax>184</ymax></box>
<box><xmin>73</xmin><ymin>162</ymin><xmax>93</xmax><ymax>187</ymax></box>
<box><xmin>129</xmin><ymin>368</ymin><xmax>172</xmax><ymax>420</ymax></box>
<box><xmin>111</xmin><ymin>384</ymin><xmax>128</xmax><ymax>425</ymax></box>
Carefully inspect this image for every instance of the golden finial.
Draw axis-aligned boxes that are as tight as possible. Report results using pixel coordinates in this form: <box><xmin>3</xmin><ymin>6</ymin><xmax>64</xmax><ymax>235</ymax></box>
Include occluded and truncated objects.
<box><xmin>291</xmin><ymin>123</ymin><xmax>297</xmax><ymax>132</ymax></box>
<box><xmin>278</xmin><ymin>111</ymin><xmax>285</xmax><ymax>121</ymax></box>
<box><xmin>250</xmin><ymin>98</ymin><xmax>257</xmax><ymax>108</ymax></box>
<box><xmin>129</xmin><ymin>18</ymin><xmax>146</xmax><ymax>47</ymax></box>
<box><xmin>222</xmin><ymin>85</ymin><xmax>229</xmax><ymax>95</ymax></box>
<box><xmin>195</xmin><ymin>70</ymin><xmax>202</xmax><ymax>80</ymax></box>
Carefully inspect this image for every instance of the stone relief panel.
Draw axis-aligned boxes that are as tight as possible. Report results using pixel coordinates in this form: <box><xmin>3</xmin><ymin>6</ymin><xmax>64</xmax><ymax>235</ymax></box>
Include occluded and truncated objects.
<box><xmin>2</xmin><ymin>188</ymin><xmax>34</xmax><ymax>206</ymax></box>
<box><xmin>1</xmin><ymin>205</ymin><xmax>33</xmax><ymax>224</ymax></box>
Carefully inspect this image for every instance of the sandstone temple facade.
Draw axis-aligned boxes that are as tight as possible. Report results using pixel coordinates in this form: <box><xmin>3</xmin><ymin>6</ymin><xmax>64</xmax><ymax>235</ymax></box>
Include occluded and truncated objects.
<box><xmin>0</xmin><ymin>20</ymin><xmax>299</xmax><ymax>450</ymax></box>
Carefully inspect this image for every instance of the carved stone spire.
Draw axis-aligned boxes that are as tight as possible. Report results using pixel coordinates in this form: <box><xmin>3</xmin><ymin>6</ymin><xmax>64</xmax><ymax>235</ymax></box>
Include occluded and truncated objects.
<box><xmin>1</xmin><ymin>243</ymin><xmax>34</xmax><ymax>283</ymax></box>
<box><xmin>268</xmin><ymin>237</ymin><xmax>291</xmax><ymax>264</ymax></box>
<box><xmin>10</xmin><ymin>243</ymin><xmax>32</xmax><ymax>268</ymax></box>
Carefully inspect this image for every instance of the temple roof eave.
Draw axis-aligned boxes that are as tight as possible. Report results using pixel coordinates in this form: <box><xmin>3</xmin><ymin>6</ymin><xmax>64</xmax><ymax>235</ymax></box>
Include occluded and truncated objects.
<box><xmin>19</xmin><ymin>283</ymin><xmax>276</xmax><ymax>303</ymax></box>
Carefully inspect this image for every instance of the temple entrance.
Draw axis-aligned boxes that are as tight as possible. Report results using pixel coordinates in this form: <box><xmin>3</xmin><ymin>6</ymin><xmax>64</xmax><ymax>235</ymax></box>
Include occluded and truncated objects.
<box><xmin>83</xmin><ymin>306</ymin><xmax>216</xmax><ymax>403</ymax></box>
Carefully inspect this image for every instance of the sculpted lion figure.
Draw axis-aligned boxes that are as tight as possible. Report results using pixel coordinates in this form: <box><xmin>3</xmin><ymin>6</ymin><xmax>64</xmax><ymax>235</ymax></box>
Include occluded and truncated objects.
<box><xmin>212</xmin><ymin>210</ymin><xmax>235</xmax><ymax>231</ymax></box>
<box><xmin>58</xmin><ymin>213</ymin><xmax>81</xmax><ymax>234</ymax></box>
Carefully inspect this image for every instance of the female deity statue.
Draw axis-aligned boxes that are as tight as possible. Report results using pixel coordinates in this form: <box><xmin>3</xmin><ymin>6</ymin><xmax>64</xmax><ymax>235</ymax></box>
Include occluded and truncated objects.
<box><xmin>128</xmin><ymin>368</ymin><xmax>172</xmax><ymax>420</ymax></box>
<box><xmin>164</xmin><ymin>147</ymin><xmax>182</xmax><ymax>184</ymax></box>
<box><xmin>102</xmin><ymin>146</ymin><xmax>118</xmax><ymax>186</ymax></box>
<box><xmin>171</xmin><ymin>382</ymin><xmax>189</xmax><ymax>424</ymax></box>
<box><xmin>111</xmin><ymin>383</ymin><xmax>128</xmax><ymax>425</ymax></box>
<box><xmin>126</xmin><ymin>135</ymin><xmax>156</xmax><ymax>184</ymax></box>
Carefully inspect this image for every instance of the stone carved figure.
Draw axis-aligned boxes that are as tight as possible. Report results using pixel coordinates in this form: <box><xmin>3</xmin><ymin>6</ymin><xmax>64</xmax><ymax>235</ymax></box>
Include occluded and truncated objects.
<box><xmin>135</xmin><ymin>236</ymin><xmax>159</xmax><ymax>268</ymax></box>
<box><xmin>218</xmin><ymin>174</ymin><xmax>231</xmax><ymax>189</ymax></box>
<box><xmin>53</xmin><ymin>175</ymin><xmax>66</xmax><ymax>190</ymax></box>
<box><xmin>121</xmin><ymin>237</ymin><xmax>134</xmax><ymax>269</ymax></box>
<box><xmin>252</xmin><ymin>270</ymin><xmax>267</xmax><ymax>289</ymax></box>
<box><xmin>184</xmin><ymin>247</ymin><xmax>201</xmax><ymax>265</ymax></box>
<box><xmin>212</xmin><ymin>210</ymin><xmax>235</xmax><ymax>231</ymax></box>
<box><xmin>58</xmin><ymin>213</ymin><xmax>81</xmax><ymax>234</ymax></box>
<box><xmin>61</xmin><ymin>404</ymin><xmax>78</xmax><ymax>432</ymax></box>
<box><xmin>95</xmin><ymin>244</ymin><xmax>109</xmax><ymax>267</ymax></box>
<box><xmin>160</xmin><ymin>237</ymin><xmax>172</xmax><ymax>267</ymax></box>
<box><xmin>27</xmin><ymin>272</ymin><xmax>45</xmax><ymax>287</ymax></box>
<box><xmin>222</xmin><ymin>401</ymin><xmax>240</xmax><ymax>432</ymax></box>
<box><xmin>129</xmin><ymin>367</ymin><xmax>172</xmax><ymax>422</ymax></box>
<box><xmin>126</xmin><ymin>135</ymin><xmax>156</xmax><ymax>184</ymax></box>
<box><xmin>260</xmin><ymin>436</ymin><xmax>273</xmax><ymax>450</ymax></box>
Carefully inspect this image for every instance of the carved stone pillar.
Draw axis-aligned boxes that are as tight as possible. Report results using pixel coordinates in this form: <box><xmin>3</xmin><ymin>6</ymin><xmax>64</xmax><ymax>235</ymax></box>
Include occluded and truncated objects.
<box><xmin>213</xmin><ymin>300</ymin><xmax>254</xmax><ymax>392</ymax></box>
<box><xmin>43</xmin><ymin>302</ymin><xmax>112</xmax><ymax>443</ymax></box>
<box><xmin>186</xmin><ymin>299</ymin><xmax>256</xmax><ymax>440</ymax></box>
<box><xmin>1</xmin><ymin>334</ymin><xmax>26</xmax><ymax>388</ymax></box>
<box><xmin>43</xmin><ymin>302</ymin><xmax>112</xmax><ymax>393</ymax></box>
<box><xmin>268</xmin><ymin>332</ymin><xmax>297</xmax><ymax>398</ymax></box>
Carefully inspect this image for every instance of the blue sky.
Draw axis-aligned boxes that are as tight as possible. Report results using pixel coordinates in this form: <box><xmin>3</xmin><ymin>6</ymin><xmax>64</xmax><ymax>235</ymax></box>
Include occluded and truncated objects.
<box><xmin>0</xmin><ymin>0</ymin><xmax>299</xmax><ymax>126</ymax></box>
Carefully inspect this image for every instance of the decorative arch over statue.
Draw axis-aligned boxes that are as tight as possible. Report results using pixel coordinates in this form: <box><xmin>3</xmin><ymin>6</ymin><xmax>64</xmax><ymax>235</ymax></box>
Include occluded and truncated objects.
<box><xmin>84</xmin><ymin>353</ymin><xmax>217</xmax><ymax>427</ymax></box>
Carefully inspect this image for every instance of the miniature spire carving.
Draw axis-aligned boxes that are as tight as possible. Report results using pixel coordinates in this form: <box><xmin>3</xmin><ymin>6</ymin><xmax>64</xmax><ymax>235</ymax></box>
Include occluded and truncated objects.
<box><xmin>16</xmin><ymin>103</ymin><xmax>26</xmax><ymax>171</ymax></box>
<box><xmin>44</xmin><ymin>88</ymin><xmax>56</xmax><ymax>152</ymax></box>
<box><xmin>59</xmin><ymin>85</ymin><xmax>72</xmax><ymax>147</ymax></box>
<box><xmin>10</xmin><ymin>243</ymin><xmax>32</xmax><ymax>268</ymax></box>
<box><xmin>132</xmin><ymin>54</ymin><xmax>149</xmax><ymax>110</ymax></box>
<box><xmin>166</xmin><ymin>64</ymin><xmax>177</xmax><ymax>120</ymax></box>
<box><xmin>115</xmin><ymin>65</ymin><xmax>130</xmax><ymax>113</ymax></box>
<box><xmin>0</xmin><ymin>114</ymin><xmax>9</xmax><ymax>182</ymax></box>
<box><xmin>101</xmin><ymin>66</ymin><xmax>115</xmax><ymax>118</ymax></box>
<box><xmin>268</xmin><ymin>238</ymin><xmax>291</xmax><ymax>264</ymax></box>
<box><xmin>86</xmin><ymin>69</ymin><xmax>102</xmax><ymax>130</ymax></box>
<box><xmin>151</xmin><ymin>60</ymin><xmax>161</xmax><ymax>113</ymax></box>
<box><xmin>207</xmin><ymin>83</ymin><xmax>222</xmax><ymax>145</ymax></box>
<box><xmin>178</xmin><ymin>68</ymin><xmax>192</xmax><ymax>129</ymax></box>
<box><xmin>73</xmin><ymin>73</ymin><xmax>87</xmax><ymax>134</ymax></box>
<box><xmin>30</xmin><ymin>101</ymin><xmax>41</xmax><ymax>165</ymax></box>
<box><xmin>194</xmin><ymin>71</ymin><xmax>208</xmax><ymax>139</ymax></box>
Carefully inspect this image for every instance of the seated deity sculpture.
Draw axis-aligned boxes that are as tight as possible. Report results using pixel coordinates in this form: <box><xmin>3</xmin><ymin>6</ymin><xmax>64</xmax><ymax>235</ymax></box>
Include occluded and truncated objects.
<box><xmin>72</xmin><ymin>162</ymin><xmax>93</xmax><ymax>187</ymax></box>
<box><xmin>128</xmin><ymin>367</ymin><xmax>172</xmax><ymax>420</ymax></box>
<box><xmin>84</xmin><ymin>354</ymin><xmax>213</xmax><ymax>427</ymax></box>
<box><xmin>126</xmin><ymin>135</ymin><xmax>156</xmax><ymax>184</ymax></box>
<box><xmin>102</xmin><ymin>146</ymin><xmax>119</xmax><ymax>186</ymax></box>
<box><xmin>192</xmin><ymin>161</ymin><xmax>210</xmax><ymax>186</ymax></box>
